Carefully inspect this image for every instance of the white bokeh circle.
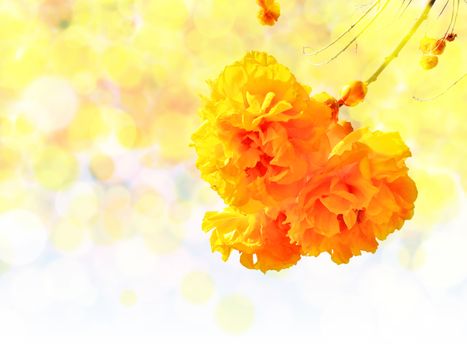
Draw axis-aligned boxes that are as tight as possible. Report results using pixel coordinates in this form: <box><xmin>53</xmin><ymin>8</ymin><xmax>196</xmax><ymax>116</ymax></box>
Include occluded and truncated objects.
<box><xmin>0</xmin><ymin>210</ymin><xmax>49</xmax><ymax>265</ymax></box>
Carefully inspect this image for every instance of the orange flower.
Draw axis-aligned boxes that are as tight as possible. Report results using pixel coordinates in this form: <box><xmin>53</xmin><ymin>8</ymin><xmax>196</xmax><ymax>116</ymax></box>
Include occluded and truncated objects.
<box><xmin>203</xmin><ymin>208</ymin><xmax>301</xmax><ymax>272</ymax></box>
<box><xmin>257</xmin><ymin>0</ymin><xmax>280</xmax><ymax>26</ymax></box>
<box><xmin>192</xmin><ymin>52</ymin><xmax>335</xmax><ymax>212</ymax></box>
<box><xmin>194</xmin><ymin>51</ymin><xmax>417</xmax><ymax>271</ymax></box>
<box><xmin>287</xmin><ymin>128</ymin><xmax>417</xmax><ymax>263</ymax></box>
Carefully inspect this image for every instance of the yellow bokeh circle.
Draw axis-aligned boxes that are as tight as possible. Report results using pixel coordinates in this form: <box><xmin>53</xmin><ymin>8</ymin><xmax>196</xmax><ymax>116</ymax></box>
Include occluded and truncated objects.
<box><xmin>181</xmin><ymin>271</ymin><xmax>214</xmax><ymax>304</ymax></box>
<box><xmin>215</xmin><ymin>294</ymin><xmax>254</xmax><ymax>334</ymax></box>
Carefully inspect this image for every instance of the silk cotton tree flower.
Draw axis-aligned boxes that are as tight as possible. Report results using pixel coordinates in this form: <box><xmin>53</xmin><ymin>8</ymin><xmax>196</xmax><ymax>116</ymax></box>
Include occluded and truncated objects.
<box><xmin>193</xmin><ymin>52</ymin><xmax>416</xmax><ymax>272</ymax></box>
<box><xmin>192</xmin><ymin>52</ymin><xmax>335</xmax><ymax>214</ymax></box>
<box><xmin>287</xmin><ymin>128</ymin><xmax>417</xmax><ymax>264</ymax></box>
<box><xmin>192</xmin><ymin>0</ymin><xmax>455</xmax><ymax>272</ymax></box>
<box><xmin>203</xmin><ymin>208</ymin><xmax>301</xmax><ymax>272</ymax></box>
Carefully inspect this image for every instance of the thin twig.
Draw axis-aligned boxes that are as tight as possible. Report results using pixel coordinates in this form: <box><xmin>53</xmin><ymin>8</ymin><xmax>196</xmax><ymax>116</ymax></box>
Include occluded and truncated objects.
<box><xmin>413</xmin><ymin>72</ymin><xmax>466</xmax><ymax>101</ymax></box>
<box><xmin>303</xmin><ymin>0</ymin><xmax>381</xmax><ymax>57</ymax></box>
<box><xmin>308</xmin><ymin>0</ymin><xmax>391</xmax><ymax>66</ymax></box>
<box><xmin>366</xmin><ymin>0</ymin><xmax>437</xmax><ymax>85</ymax></box>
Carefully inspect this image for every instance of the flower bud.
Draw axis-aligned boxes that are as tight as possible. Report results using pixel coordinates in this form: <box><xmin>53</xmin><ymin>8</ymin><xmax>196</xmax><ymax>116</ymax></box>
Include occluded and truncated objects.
<box><xmin>339</xmin><ymin>81</ymin><xmax>368</xmax><ymax>107</ymax></box>
<box><xmin>420</xmin><ymin>55</ymin><xmax>438</xmax><ymax>70</ymax></box>
<box><xmin>419</xmin><ymin>37</ymin><xmax>437</xmax><ymax>54</ymax></box>
<box><xmin>432</xmin><ymin>39</ymin><xmax>446</xmax><ymax>55</ymax></box>
<box><xmin>419</xmin><ymin>37</ymin><xmax>446</xmax><ymax>55</ymax></box>
<box><xmin>446</xmin><ymin>33</ymin><xmax>457</xmax><ymax>42</ymax></box>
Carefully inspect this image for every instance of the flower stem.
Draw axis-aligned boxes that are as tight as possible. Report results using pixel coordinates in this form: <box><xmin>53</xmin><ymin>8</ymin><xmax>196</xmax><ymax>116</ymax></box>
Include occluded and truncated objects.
<box><xmin>365</xmin><ymin>0</ymin><xmax>437</xmax><ymax>85</ymax></box>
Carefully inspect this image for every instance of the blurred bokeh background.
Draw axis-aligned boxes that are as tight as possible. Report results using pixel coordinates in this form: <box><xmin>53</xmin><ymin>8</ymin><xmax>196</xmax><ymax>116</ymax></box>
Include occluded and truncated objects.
<box><xmin>0</xmin><ymin>0</ymin><xmax>465</xmax><ymax>347</ymax></box>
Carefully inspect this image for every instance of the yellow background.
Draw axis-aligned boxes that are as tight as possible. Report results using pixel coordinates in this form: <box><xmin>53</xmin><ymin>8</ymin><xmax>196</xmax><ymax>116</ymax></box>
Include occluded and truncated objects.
<box><xmin>0</xmin><ymin>0</ymin><xmax>465</xmax><ymax>347</ymax></box>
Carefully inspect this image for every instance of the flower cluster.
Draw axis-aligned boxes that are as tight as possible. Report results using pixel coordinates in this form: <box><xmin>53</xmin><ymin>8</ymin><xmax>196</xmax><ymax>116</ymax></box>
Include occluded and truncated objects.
<box><xmin>419</xmin><ymin>34</ymin><xmax>456</xmax><ymax>70</ymax></box>
<box><xmin>192</xmin><ymin>52</ymin><xmax>417</xmax><ymax>272</ymax></box>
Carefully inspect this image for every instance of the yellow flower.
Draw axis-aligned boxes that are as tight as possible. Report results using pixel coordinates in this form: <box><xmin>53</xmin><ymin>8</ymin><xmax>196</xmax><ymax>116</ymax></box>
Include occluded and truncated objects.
<box><xmin>203</xmin><ymin>208</ymin><xmax>301</xmax><ymax>272</ymax></box>
<box><xmin>192</xmin><ymin>52</ymin><xmax>334</xmax><ymax>212</ymax></box>
<box><xmin>194</xmin><ymin>52</ymin><xmax>417</xmax><ymax>271</ymax></box>
<box><xmin>287</xmin><ymin>128</ymin><xmax>417</xmax><ymax>264</ymax></box>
